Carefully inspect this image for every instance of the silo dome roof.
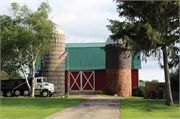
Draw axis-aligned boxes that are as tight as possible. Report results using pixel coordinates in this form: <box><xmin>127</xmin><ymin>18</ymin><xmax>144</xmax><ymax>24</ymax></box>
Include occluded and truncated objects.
<box><xmin>53</xmin><ymin>24</ymin><xmax>65</xmax><ymax>35</ymax></box>
<box><xmin>106</xmin><ymin>36</ymin><xmax>122</xmax><ymax>45</ymax></box>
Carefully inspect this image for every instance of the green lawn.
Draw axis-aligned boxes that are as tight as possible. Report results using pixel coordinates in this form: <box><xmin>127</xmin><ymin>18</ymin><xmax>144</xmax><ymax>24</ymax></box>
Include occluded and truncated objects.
<box><xmin>95</xmin><ymin>92</ymin><xmax>143</xmax><ymax>99</ymax></box>
<box><xmin>120</xmin><ymin>99</ymin><xmax>180</xmax><ymax>119</ymax></box>
<box><xmin>1</xmin><ymin>97</ymin><xmax>86</xmax><ymax>119</ymax></box>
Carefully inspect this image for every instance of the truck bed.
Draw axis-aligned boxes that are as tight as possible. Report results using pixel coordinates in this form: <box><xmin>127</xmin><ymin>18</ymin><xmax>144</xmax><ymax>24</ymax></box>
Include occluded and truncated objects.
<box><xmin>1</xmin><ymin>79</ymin><xmax>32</xmax><ymax>89</ymax></box>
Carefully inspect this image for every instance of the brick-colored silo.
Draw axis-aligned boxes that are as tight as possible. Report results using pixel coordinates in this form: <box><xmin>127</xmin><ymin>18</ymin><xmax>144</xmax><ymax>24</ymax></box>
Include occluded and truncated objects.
<box><xmin>41</xmin><ymin>24</ymin><xmax>65</xmax><ymax>96</ymax></box>
<box><xmin>106</xmin><ymin>37</ymin><xmax>132</xmax><ymax>97</ymax></box>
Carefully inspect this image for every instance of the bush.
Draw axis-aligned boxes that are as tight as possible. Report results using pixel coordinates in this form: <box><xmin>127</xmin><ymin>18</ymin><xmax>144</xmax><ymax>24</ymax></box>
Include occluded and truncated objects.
<box><xmin>132</xmin><ymin>86</ymin><xmax>146</xmax><ymax>97</ymax></box>
<box><xmin>170</xmin><ymin>69</ymin><xmax>179</xmax><ymax>92</ymax></box>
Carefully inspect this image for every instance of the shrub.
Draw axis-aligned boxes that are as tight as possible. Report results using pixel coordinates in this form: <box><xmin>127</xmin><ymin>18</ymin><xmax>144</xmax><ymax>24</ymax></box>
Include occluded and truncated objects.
<box><xmin>170</xmin><ymin>69</ymin><xmax>179</xmax><ymax>92</ymax></box>
<box><xmin>132</xmin><ymin>86</ymin><xmax>146</xmax><ymax>97</ymax></box>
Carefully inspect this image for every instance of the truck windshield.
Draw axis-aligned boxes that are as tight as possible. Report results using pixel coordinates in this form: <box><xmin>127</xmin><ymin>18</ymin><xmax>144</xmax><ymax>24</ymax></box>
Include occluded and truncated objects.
<box><xmin>43</xmin><ymin>78</ymin><xmax>47</xmax><ymax>82</ymax></box>
<box><xmin>37</xmin><ymin>79</ymin><xmax>42</xmax><ymax>83</ymax></box>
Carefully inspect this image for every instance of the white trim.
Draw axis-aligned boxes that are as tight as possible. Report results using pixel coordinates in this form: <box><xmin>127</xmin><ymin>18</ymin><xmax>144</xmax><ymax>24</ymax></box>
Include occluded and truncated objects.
<box><xmin>69</xmin><ymin>71</ymin><xmax>81</xmax><ymax>91</ymax></box>
<box><xmin>80</xmin><ymin>71</ymin><xmax>82</xmax><ymax>91</ymax></box>
<box><xmin>94</xmin><ymin>71</ymin><xmax>95</xmax><ymax>91</ymax></box>
<box><xmin>137</xmin><ymin>69</ymin><xmax>140</xmax><ymax>86</ymax></box>
<box><xmin>82</xmin><ymin>72</ymin><xmax>94</xmax><ymax>90</ymax></box>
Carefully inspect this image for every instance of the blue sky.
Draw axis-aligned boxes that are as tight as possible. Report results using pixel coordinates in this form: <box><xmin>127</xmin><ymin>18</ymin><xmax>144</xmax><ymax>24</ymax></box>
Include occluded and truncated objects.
<box><xmin>1</xmin><ymin>0</ymin><xmax>167</xmax><ymax>82</ymax></box>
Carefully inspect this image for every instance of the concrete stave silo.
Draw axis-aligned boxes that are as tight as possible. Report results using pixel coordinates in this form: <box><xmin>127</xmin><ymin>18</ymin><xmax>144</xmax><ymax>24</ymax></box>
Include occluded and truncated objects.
<box><xmin>106</xmin><ymin>37</ymin><xmax>132</xmax><ymax>97</ymax></box>
<box><xmin>41</xmin><ymin>24</ymin><xmax>65</xmax><ymax>96</ymax></box>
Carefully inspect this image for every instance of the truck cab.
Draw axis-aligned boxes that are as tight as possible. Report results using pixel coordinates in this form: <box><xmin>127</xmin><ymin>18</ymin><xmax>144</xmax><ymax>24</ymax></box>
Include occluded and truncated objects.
<box><xmin>34</xmin><ymin>77</ymin><xmax>56</xmax><ymax>97</ymax></box>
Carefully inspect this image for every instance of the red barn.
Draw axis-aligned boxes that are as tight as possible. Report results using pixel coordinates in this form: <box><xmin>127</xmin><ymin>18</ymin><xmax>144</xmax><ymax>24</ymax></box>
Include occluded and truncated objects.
<box><xmin>64</xmin><ymin>42</ymin><xmax>141</xmax><ymax>93</ymax></box>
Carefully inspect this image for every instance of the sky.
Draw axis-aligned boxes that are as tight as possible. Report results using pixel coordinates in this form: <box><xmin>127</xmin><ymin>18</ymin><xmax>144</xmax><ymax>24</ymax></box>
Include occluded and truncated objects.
<box><xmin>1</xmin><ymin>0</ymin><xmax>169</xmax><ymax>82</ymax></box>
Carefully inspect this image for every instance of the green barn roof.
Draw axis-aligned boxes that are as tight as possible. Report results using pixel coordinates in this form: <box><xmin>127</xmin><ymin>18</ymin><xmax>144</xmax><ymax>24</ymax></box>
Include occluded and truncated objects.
<box><xmin>65</xmin><ymin>43</ymin><xmax>141</xmax><ymax>70</ymax></box>
<box><xmin>65</xmin><ymin>43</ymin><xmax>106</xmax><ymax>70</ymax></box>
<box><xmin>36</xmin><ymin>42</ymin><xmax>141</xmax><ymax>70</ymax></box>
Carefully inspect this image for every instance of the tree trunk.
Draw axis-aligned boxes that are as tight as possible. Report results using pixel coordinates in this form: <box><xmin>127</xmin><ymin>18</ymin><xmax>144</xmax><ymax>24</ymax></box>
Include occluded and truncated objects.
<box><xmin>162</xmin><ymin>46</ymin><xmax>174</xmax><ymax>106</ymax></box>
<box><xmin>30</xmin><ymin>57</ymin><xmax>35</xmax><ymax>97</ymax></box>
<box><xmin>19</xmin><ymin>60</ymin><xmax>32</xmax><ymax>95</ymax></box>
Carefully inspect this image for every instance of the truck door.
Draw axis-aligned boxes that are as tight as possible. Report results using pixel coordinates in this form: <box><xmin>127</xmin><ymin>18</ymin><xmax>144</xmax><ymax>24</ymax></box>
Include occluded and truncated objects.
<box><xmin>36</xmin><ymin>78</ymin><xmax>43</xmax><ymax>89</ymax></box>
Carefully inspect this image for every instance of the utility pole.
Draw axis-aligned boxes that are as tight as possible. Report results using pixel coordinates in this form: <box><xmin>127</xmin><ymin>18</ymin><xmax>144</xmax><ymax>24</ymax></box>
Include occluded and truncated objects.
<box><xmin>67</xmin><ymin>45</ymin><xmax>69</xmax><ymax>95</ymax></box>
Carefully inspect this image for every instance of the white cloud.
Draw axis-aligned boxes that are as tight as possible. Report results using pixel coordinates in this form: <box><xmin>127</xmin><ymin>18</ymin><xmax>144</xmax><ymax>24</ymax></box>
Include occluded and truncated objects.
<box><xmin>65</xmin><ymin>35</ymin><xmax>106</xmax><ymax>43</ymax></box>
<box><xmin>139</xmin><ymin>56</ymin><xmax>165</xmax><ymax>82</ymax></box>
<box><xmin>1</xmin><ymin>0</ymin><xmax>121</xmax><ymax>42</ymax></box>
<box><xmin>52</xmin><ymin>13</ymin><xmax>79</xmax><ymax>28</ymax></box>
<box><xmin>48</xmin><ymin>1</ymin><xmax>122</xmax><ymax>42</ymax></box>
<box><xmin>139</xmin><ymin>69</ymin><xmax>165</xmax><ymax>82</ymax></box>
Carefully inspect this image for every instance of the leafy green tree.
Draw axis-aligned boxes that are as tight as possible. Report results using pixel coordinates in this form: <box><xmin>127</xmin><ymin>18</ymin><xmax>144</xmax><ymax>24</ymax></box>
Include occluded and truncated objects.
<box><xmin>1</xmin><ymin>15</ymin><xmax>28</xmax><ymax>80</ymax></box>
<box><xmin>1</xmin><ymin>1</ymin><xmax>54</xmax><ymax>97</ymax></box>
<box><xmin>146</xmin><ymin>79</ymin><xmax>159</xmax><ymax>82</ymax></box>
<box><xmin>1</xmin><ymin>71</ymin><xmax>9</xmax><ymax>80</ymax></box>
<box><xmin>1</xmin><ymin>60</ymin><xmax>24</xmax><ymax>79</ymax></box>
<box><xmin>107</xmin><ymin>1</ymin><xmax>179</xmax><ymax>106</ymax></box>
<box><xmin>139</xmin><ymin>79</ymin><xmax>145</xmax><ymax>82</ymax></box>
<box><xmin>152</xmin><ymin>79</ymin><xmax>159</xmax><ymax>82</ymax></box>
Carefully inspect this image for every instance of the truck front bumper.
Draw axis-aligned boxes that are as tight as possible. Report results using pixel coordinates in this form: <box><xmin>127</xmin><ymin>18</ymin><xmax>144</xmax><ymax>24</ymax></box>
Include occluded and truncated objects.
<box><xmin>49</xmin><ymin>91</ymin><xmax>57</xmax><ymax>95</ymax></box>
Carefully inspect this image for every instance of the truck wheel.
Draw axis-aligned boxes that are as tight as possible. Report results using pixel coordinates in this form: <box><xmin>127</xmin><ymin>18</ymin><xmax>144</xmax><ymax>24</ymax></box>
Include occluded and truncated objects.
<box><xmin>23</xmin><ymin>90</ymin><xmax>29</xmax><ymax>96</ymax></box>
<box><xmin>6</xmin><ymin>90</ymin><xmax>13</xmax><ymax>97</ymax></box>
<box><xmin>41</xmin><ymin>90</ymin><xmax>49</xmax><ymax>97</ymax></box>
<box><xmin>14</xmin><ymin>90</ymin><xmax>21</xmax><ymax>96</ymax></box>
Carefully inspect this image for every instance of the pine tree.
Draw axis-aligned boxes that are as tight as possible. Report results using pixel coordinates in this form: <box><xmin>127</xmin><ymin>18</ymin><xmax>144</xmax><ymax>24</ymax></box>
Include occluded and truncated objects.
<box><xmin>107</xmin><ymin>1</ymin><xmax>179</xmax><ymax>106</ymax></box>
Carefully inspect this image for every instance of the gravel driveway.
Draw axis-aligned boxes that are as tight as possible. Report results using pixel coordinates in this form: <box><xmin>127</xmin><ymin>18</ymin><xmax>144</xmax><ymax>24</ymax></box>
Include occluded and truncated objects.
<box><xmin>44</xmin><ymin>92</ymin><xmax>121</xmax><ymax>119</ymax></box>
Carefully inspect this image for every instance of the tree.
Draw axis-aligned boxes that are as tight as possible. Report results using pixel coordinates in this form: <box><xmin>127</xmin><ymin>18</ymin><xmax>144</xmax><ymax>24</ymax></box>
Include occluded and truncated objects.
<box><xmin>139</xmin><ymin>79</ymin><xmax>145</xmax><ymax>82</ymax></box>
<box><xmin>1</xmin><ymin>1</ymin><xmax>54</xmax><ymax>97</ymax></box>
<box><xmin>1</xmin><ymin>13</ymin><xmax>33</xmax><ymax>93</ymax></box>
<box><xmin>1</xmin><ymin>60</ymin><xmax>24</xmax><ymax>79</ymax></box>
<box><xmin>1</xmin><ymin>71</ymin><xmax>9</xmax><ymax>80</ymax></box>
<box><xmin>1</xmin><ymin>15</ymin><xmax>22</xmax><ymax>80</ymax></box>
<box><xmin>170</xmin><ymin>69</ymin><xmax>179</xmax><ymax>92</ymax></box>
<box><xmin>146</xmin><ymin>79</ymin><xmax>159</xmax><ymax>82</ymax></box>
<box><xmin>107</xmin><ymin>1</ymin><xmax>179</xmax><ymax>106</ymax></box>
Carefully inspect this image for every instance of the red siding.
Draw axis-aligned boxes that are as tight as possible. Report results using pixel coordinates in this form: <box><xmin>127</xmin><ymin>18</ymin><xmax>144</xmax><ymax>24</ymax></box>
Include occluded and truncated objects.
<box><xmin>95</xmin><ymin>70</ymin><xmax>106</xmax><ymax>92</ymax></box>
<box><xmin>65</xmin><ymin>71</ymin><xmax>68</xmax><ymax>92</ymax></box>
<box><xmin>65</xmin><ymin>69</ymin><xmax>138</xmax><ymax>93</ymax></box>
<box><xmin>131</xmin><ymin>69</ymin><xmax>139</xmax><ymax>89</ymax></box>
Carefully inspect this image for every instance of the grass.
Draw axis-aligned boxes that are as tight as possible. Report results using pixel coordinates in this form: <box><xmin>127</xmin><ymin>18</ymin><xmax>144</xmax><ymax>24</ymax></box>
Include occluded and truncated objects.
<box><xmin>1</xmin><ymin>97</ymin><xmax>86</xmax><ymax>119</ymax></box>
<box><xmin>120</xmin><ymin>99</ymin><xmax>180</xmax><ymax>119</ymax></box>
<box><xmin>95</xmin><ymin>92</ymin><xmax>144</xmax><ymax>99</ymax></box>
